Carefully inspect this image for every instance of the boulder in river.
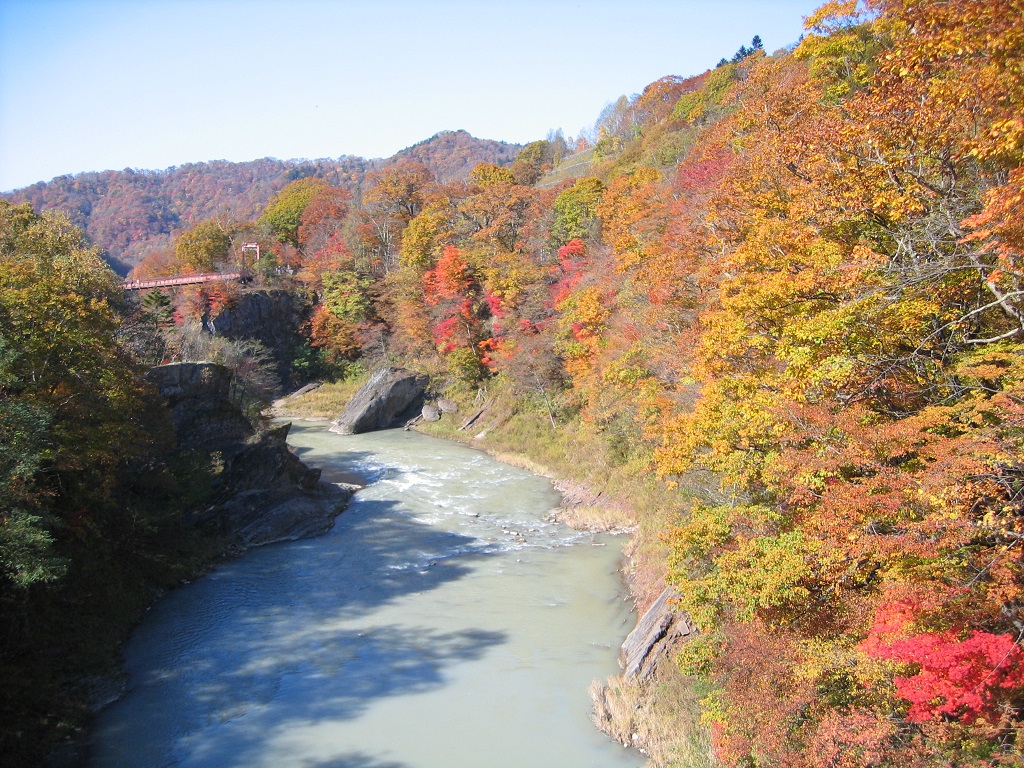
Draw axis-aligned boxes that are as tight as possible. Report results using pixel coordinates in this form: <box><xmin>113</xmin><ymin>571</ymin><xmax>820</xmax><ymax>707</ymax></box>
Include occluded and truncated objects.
<box><xmin>330</xmin><ymin>367</ymin><xmax>428</xmax><ymax>434</ymax></box>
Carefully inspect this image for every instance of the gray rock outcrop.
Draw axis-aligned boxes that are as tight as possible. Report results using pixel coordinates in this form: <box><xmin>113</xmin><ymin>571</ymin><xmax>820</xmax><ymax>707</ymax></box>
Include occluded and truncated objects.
<box><xmin>207</xmin><ymin>289</ymin><xmax>310</xmax><ymax>391</ymax></box>
<box><xmin>216</xmin><ymin>483</ymin><xmax>352</xmax><ymax>548</ymax></box>
<box><xmin>621</xmin><ymin>587</ymin><xmax>695</xmax><ymax>681</ymax></box>
<box><xmin>330</xmin><ymin>367</ymin><xmax>428</xmax><ymax>434</ymax></box>
<box><xmin>421</xmin><ymin>403</ymin><xmax>442</xmax><ymax>422</ymax></box>
<box><xmin>147</xmin><ymin>361</ymin><xmax>351</xmax><ymax>549</ymax></box>
<box><xmin>146</xmin><ymin>362</ymin><xmax>253</xmax><ymax>450</ymax></box>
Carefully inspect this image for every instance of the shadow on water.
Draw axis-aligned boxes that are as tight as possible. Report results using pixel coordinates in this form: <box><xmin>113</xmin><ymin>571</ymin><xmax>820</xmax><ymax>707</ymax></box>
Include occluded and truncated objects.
<box><xmin>285</xmin><ymin>423</ymin><xmax>477</xmax><ymax>487</ymax></box>
<box><xmin>172</xmin><ymin>622</ymin><xmax>505</xmax><ymax>766</ymax></box>
<box><xmin>93</xmin><ymin>482</ymin><xmax>506</xmax><ymax>767</ymax></box>
<box><xmin>290</xmin><ymin>443</ymin><xmax>385</xmax><ymax>483</ymax></box>
<box><xmin>287</xmin><ymin>431</ymin><xmax>401</xmax><ymax>488</ymax></box>
<box><xmin>301</xmin><ymin>755</ymin><xmax>410</xmax><ymax>768</ymax></box>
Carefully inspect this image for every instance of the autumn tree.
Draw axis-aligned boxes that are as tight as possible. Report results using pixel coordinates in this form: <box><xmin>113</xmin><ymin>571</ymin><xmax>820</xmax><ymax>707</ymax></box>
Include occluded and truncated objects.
<box><xmin>550</xmin><ymin>177</ymin><xmax>605</xmax><ymax>246</ymax></box>
<box><xmin>174</xmin><ymin>219</ymin><xmax>231</xmax><ymax>273</ymax></box>
<box><xmin>399</xmin><ymin>196</ymin><xmax>458</xmax><ymax>269</ymax></box>
<box><xmin>359</xmin><ymin>162</ymin><xmax>436</xmax><ymax>275</ymax></box>
<box><xmin>258</xmin><ymin>176</ymin><xmax>331</xmax><ymax>248</ymax></box>
<box><xmin>509</xmin><ymin>140</ymin><xmax>554</xmax><ymax>185</ymax></box>
<box><xmin>422</xmin><ymin>245</ymin><xmax>491</xmax><ymax>382</ymax></box>
<box><xmin>379</xmin><ymin>182</ymin><xmax>469</xmax><ymax>361</ymax></box>
<box><xmin>364</xmin><ymin>161</ymin><xmax>435</xmax><ymax>224</ymax></box>
<box><xmin>309</xmin><ymin>269</ymin><xmax>376</xmax><ymax>366</ymax></box>
<box><xmin>653</xmin><ymin>2</ymin><xmax>1024</xmax><ymax>764</ymax></box>
<box><xmin>468</xmin><ymin>163</ymin><xmax>516</xmax><ymax>188</ymax></box>
<box><xmin>296</xmin><ymin>184</ymin><xmax>352</xmax><ymax>256</ymax></box>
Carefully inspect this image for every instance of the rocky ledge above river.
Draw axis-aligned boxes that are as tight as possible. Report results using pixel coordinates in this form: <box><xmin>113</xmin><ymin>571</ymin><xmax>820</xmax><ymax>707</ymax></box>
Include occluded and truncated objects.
<box><xmin>147</xmin><ymin>362</ymin><xmax>353</xmax><ymax>549</ymax></box>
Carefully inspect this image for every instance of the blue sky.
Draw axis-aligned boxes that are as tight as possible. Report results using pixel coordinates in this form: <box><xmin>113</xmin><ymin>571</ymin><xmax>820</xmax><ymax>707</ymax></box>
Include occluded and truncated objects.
<box><xmin>0</xmin><ymin>0</ymin><xmax>825</xmax><ymax>192</ymax></box>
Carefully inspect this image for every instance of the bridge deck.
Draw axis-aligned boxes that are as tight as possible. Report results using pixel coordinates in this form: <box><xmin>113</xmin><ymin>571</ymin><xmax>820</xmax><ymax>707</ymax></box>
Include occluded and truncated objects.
<box><xmin>123</xmin><ymin>272</ymin><xmax>248</xmax><ymax>290</ymax></box>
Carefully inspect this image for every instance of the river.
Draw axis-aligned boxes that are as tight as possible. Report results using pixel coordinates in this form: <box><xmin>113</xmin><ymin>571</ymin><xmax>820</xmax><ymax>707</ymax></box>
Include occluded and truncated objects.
<box><xmin>88</xmin><ymin>422</ymin><xmax>646</xmax><ymax>768</ymax></box>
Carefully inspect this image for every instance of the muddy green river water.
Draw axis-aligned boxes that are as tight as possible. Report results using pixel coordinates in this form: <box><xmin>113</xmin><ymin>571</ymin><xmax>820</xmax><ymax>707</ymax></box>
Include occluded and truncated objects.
<box><xmin>89</xmin><ymin>422</ymin><xmax>646</xmax><ymax>768</ymax></box>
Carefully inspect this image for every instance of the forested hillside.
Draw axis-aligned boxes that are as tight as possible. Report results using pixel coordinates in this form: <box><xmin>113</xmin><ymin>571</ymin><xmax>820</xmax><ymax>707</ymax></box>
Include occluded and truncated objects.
<box><xmin>3</xmin><ymin>0</ymin><xmax>1023</xmax><ymax>765</ymax></box>
<box><xmin>1</xmin><ymin>130</ymin><xmax>520</xmax><ymax>272</ymax></box>
<box><xmin>252</xmin><ymin>0</ymin><xmax>1022</xmax><ymax>763</ymax></box>
<box><xmin>0</xmin><ymin>200</ymin><xmax>217</xmax><ymax>764</ymax></box>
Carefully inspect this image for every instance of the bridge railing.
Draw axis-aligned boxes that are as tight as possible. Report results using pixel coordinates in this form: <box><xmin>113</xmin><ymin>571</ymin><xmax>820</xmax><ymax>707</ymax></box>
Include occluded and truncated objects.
<box><xmin>123</xmin><ymin>272</ymin><xmax>250</xmax><ymax>291</ymax></box>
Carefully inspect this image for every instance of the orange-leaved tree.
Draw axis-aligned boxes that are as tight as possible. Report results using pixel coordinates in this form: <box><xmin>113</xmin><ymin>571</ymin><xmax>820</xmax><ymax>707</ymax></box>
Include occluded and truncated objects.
<box><xmin>656</xmin><ymin>1</ymin><xmax>1024</xmax><ymax>764</ymax></box>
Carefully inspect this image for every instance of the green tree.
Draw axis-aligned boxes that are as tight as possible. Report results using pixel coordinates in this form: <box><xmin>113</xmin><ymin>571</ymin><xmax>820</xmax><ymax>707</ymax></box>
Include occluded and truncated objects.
<box><xmin>322</xmin><ymin>270</ymin><xmax>373</xmax><ymax>323</ymax></box>
<box><xmin>0</xmin><ymin>201</ymin><xmax>162</xmax><ymax>583</ymax></box>
<box><xmin>258</xmin><ymin>177</ymin><xmax>331</xmax><ymax>247</ymax></box>
<box><xmin>551</xmin><ymin>177</ymin><xmax>605</xmax><ymax>245</ymax></box>
<box><xmin>0</xmin><ymin>337</ymin><xmax>61</xmax><ymax>587</ymax></box>
<box><xmin>175</xmin><ymin>219</ymin><xmax>231</xmax><ymax>272</ymax></box>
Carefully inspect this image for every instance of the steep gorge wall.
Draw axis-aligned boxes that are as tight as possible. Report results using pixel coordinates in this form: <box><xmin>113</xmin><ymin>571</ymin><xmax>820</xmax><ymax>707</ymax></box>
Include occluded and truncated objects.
<box><xmin>207</xmin><ymin>288</ymin><xmax>311</xmax><ymax>392</ymax></box>
<box><xmin>146</xmin><ymin>361</ymin><xmax>351</xmax><ymax>548</ymax></box>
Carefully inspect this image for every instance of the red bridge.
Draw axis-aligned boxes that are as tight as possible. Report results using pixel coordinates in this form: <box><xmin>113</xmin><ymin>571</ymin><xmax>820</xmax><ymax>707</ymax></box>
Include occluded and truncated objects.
<box><xmin>123</xmin><ymin>271</ymin><xmax>250</xmax><ymax>291</ymax></box>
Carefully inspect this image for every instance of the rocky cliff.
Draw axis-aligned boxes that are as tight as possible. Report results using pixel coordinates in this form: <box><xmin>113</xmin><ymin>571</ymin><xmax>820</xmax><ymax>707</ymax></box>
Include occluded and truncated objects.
<box><xmin>207</xmin><ymin>289</ymin><xmax>310</xmax><ymax>392</ymax></box>
<box><xmin>147</xmin><ymin>362</ymin><xmax>351</xmax><ymax>548</ymax></box>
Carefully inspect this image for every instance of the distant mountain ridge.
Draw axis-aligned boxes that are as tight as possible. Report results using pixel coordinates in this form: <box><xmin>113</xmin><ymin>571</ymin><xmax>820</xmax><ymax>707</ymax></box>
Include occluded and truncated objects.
<box><xmin>387</xmin><ymin>129</ymin><xmax>521</xmax><ymax>183</ymax></box>
<box><xmin>2</xmin><ymin>130</ymin><xmax>522</xmax><ymax>272</ymax></box>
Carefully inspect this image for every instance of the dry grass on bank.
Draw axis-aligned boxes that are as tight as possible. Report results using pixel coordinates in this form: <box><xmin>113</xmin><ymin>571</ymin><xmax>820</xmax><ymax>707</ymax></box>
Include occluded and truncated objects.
<box><xmin>550</xmin><ymin>499</ymin><xmax>637</xmax><ymax>533</ymax></box>
<box><xmin>592</xmin><ymin>664</ymin><xmax>715</xmax><ymax>768</ymax></box>
<box><xmin>269</xmin><ymin>377</ymin><xmax>369</xmax><ymax>420</ymax></box>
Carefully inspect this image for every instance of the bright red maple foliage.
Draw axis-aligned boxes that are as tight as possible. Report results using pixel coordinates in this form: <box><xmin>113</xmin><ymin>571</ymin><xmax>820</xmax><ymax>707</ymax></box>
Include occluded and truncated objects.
<box><xmin>423</xmin><ymin>246</ymin><xmax>471</xmax><ymax>305</ymax></box>
<box><xmin>431</xmin><ymin>313</ymin><xmax>463</xmax><ymax>355</ymax></box>
<box><xmin>864</xmin><ymin>623</ymin><xmax>1024</xmax><ymax>724</ymax></box>
<box><xmin>550</xmin><ymin>238</ymin><xmax>587</xmax><ymax>306</ymax></box>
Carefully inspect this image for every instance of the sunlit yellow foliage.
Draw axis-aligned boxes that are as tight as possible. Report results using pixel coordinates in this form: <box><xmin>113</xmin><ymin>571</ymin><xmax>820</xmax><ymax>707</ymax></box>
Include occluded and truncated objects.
<box><xmin>597</xmin><ymin>167</ymin><xmax>663</xmax><ymax>270</ymax></box>
<box><xmin>400</xmin><ymin>202</ymin><xmax>455</xmax><ymax>268</ymax></box>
